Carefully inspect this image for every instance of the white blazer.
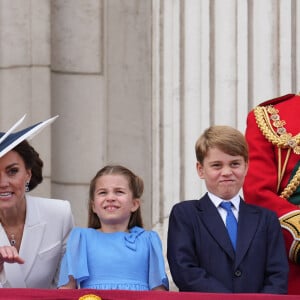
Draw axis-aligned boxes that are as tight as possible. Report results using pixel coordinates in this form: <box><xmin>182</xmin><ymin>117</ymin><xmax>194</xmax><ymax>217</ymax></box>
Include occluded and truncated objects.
<box><xmin>0</xmin><ymin>195</ymin><xmax>74</xmax><ymax>288</ymax></box>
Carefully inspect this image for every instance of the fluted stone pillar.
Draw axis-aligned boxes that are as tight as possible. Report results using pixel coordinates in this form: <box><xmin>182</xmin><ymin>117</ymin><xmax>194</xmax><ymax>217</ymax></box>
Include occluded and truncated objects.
<box><xmin>51</xmin><ymin>0</ymin><xmax>104</xmax><ymax>226</ymax></box>
<box><xmin>1</xmin><ymin>0</ymin><xmax>299</xmax><ymax>253</ymax></box>
<box><xmin>0</xmin><ymin>0</ymin><xmax>52</xmax><ymax>195</ymax></box>
<box><xmin>51</xmin><ymin>0</ymin><xmax>153</xmax><ymax>227</ymax></box>
<box><xmin>104</xmin><ymin>0</ymin><xmax>153</xmax><ymax>228</ymax></box>
<box><xmin>152</xmin><ymin>0</ymin><xmax>300</xmax><ymax>253</ymax></box>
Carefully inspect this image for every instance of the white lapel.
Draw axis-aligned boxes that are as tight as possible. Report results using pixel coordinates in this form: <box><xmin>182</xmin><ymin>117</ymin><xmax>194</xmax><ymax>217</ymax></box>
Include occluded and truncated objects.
<box><xmin>19</xmin><ymin>196</ymin><xmax>46</xmax><ymax>281</ymax></box>
<box><xmin>0</xmin><ymin>196</ymin><xmax>46</xmax><ymax>287</ymax></box>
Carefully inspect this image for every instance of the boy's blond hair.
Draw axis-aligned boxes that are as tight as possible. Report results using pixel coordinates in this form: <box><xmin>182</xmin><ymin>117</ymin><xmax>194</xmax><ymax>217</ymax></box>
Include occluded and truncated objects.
<box><xmin>195</xmin><ymin>125</ymin><xmax>249</xmax><ymax>164</ymax></box>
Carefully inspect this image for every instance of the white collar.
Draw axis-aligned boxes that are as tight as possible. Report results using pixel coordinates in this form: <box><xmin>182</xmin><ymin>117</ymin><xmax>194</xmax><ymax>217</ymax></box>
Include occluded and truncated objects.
<box><xmin>208</xmin><ymin>192</ymin><xmax>240</xmax><ymax>210</ymax></box>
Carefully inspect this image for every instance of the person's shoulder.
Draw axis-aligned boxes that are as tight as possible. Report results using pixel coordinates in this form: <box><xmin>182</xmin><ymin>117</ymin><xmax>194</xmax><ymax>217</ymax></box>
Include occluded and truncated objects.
<box><xmin>26</xmin><ymin>194</ymin><xmax>72</xmax><ymax>216</ymax></box>
<box><xmin>140</xmin><ymin>227</ymin><xmax>159</xmax><ymax>238</ymax></box>
<box><xmin>70</xmin><ymin>227</ymin><xmax>91</xmax><ymax>237</ymax></box>
<box><xmin>246</xmin><ymin>93</ymin><xmax>298</xmax><ymax>123</ymax></box>
<box><xmin>129</xmin><ymin>226</ymin><xmax>147</xmax><ymax>238</ymax></box>
<box><xmin>243</xmin><ymin>201</ymin><xmax>278</xmax><ymax>218</ymax></box>
<box><xmin>71</xmin><ymin>226</ymin><xmax>90</xmax><ymax>233</ymax></box>
<box><xmin>66</xmin><ymin>227</ymin><xmax>94</xmax><ymax>247</ymax></box>
<box><xmin>169</xmin><ymin>199</ymin><xmax>204</xmax><ymax>221</ymax></box>
<box><xmin>131</xmin><ymin>226</ymin><xmax>157</xmax><ymax>236</ymax></box>
<box><xmin>27</xmin><ymin>194</ymin><xmax>70</xmax><ymax>207</ymax></box>
<box><xmin>254</xmin><ymin>93</ymin><xmax>296</xmax><ymax>107</ymax></box>
<box><xmin>173</xmin><ymin>199</ymin><xmax>200</xmax><ymax>209</ymax></box>
<box><xmin>133</xmin><ymin>227</ymin><xmax>163</xmax><ymax>244</ymax></box>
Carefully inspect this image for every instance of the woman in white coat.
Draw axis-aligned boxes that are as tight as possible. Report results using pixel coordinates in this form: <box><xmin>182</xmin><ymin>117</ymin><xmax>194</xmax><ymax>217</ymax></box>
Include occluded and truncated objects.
<box><xmin>0</xmin><ymin>116</ymin><xmax>74</xmax><ymax>288</ymax></box>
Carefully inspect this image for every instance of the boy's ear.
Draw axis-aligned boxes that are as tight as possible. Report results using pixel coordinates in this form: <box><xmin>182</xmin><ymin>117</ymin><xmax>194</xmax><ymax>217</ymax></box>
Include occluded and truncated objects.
<box><xmin>244</xmin><ymin>161</ymin><xmax>249</xmax><ymax>174</ymax></box>
<box><xmin>196</xmin><ymin>161</ymin><xmax>205</xmax><ymax>178</ymax></box>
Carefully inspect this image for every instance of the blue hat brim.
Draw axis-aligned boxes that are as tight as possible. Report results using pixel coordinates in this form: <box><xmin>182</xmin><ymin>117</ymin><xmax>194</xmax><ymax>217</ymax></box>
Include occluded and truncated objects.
<box><xmin>0</xmin><ymin>115</ymin><xmax>58</xmax><ymax>158</ymax></box>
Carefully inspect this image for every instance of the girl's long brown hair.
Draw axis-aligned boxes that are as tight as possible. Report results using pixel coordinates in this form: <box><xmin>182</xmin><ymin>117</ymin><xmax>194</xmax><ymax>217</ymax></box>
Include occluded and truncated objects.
<box><xmin>88</xmin><ymin>165</ymin><xmax>144</xmax><ymax>229</ymax></box>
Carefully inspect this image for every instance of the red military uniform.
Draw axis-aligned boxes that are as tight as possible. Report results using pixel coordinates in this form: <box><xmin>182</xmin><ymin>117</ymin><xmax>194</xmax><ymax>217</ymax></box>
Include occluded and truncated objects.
<box><xmin>243</xmin><ymin>94</ymin><xmax>300</xmax><ymax>294</ymax></box>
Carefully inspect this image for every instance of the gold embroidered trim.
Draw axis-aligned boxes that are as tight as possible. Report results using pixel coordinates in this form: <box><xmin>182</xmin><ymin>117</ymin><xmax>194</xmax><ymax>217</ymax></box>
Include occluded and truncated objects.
<box><xmin>280</xmin><ymin>211</ymin><xmax>300</xmax><ymax>263</ymax></box>
<box><xmin>281</xmin><ymin>166</ymin><xmax>300</xmax><ymax>199</ymax></box>
<box><xmin>280</xmin><ymin>211</ymin><xmax>300</xmax><ymax>239</ymax></box>
<box><xmin>290</xmin><ymin>240</ymin><xmax>300</xmax><ymax>263</ymax></box>
<box><xmin>254</xmin><ymin>105</ymin><xmax>300</xmax><ymax>154</ymax></box>
<box><xmin>254</xmin><ymin>105</ymin><xmax>300</xmax><ymax>199</ymax></box>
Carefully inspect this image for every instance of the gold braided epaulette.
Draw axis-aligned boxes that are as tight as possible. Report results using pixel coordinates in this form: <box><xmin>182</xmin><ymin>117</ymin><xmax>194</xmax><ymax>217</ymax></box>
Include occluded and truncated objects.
<box><xmin>254</xmin><ymin>105</ymin><xmax>300</xmax><ymax>154</ymax></box>
<box><xmin>281</xmin><ymin>166</ymin><xmax>300</xmax><ymax>199</ymax></box>
<box><xmin>254</xmin><ymin>104</ymin><xmax>300</xmax><ymax>199</ymax></box>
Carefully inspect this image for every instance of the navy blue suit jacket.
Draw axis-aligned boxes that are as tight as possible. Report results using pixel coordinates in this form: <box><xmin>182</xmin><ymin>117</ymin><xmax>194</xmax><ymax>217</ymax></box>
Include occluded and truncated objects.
<box><xmin>167</xmin><ymin>194</ymin><xmax>288</xmax><ymax>294</ymax></box>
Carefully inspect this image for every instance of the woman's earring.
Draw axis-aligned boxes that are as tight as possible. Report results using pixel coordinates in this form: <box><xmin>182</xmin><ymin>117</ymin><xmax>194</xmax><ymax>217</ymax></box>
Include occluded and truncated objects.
<box><xmin>25</xmin><ymin>181</ymin><xmax>30</xmax><ymax>192</ymax></box>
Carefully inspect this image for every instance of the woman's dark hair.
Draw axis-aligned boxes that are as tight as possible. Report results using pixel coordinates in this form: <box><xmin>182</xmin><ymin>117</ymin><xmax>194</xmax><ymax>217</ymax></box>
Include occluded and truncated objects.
<box><xmin>88</xmin><ymin>165</ymin><xmax>144</xmax><ymax>229</ymax></box>
<box><xmin>13</xmin><ymin>140</ymin><xmax>43</xmax><ymax>191</ymax></box>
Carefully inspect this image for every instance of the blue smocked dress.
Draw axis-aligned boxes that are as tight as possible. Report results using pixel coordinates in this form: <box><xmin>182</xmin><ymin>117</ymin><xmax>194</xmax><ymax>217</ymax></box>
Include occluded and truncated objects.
<box><xmin>58</xmin><ymin>226</ymin><xmax>169</xmax><ymax>290</ymax></box>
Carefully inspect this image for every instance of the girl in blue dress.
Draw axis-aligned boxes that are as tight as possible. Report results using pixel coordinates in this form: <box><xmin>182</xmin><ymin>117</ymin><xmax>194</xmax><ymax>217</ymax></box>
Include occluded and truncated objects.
<box><xmin>58</xmin><ymin>165</ymin><xmax>169</xmax><ymax>291</ymax></box>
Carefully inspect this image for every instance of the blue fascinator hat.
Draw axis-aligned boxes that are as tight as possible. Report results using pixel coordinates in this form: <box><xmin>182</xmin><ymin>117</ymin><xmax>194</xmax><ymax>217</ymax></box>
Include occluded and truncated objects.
<box><xmin>0</xmin><ymin>115</ymin><xmax>58</xmax><ymax>158</ymax></box>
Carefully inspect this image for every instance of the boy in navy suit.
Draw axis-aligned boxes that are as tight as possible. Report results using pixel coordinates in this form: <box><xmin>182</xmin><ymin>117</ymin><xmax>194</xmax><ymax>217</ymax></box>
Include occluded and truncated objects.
<box><xmin>167</xmin><ymin>125</ymin><xmax>288</xmax><ymax>294</ymax></box>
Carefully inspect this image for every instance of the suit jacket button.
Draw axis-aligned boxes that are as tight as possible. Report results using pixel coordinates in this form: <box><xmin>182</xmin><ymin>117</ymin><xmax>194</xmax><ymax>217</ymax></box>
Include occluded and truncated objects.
<box><xmin>234</xmin><ymin>270</ymin><xmax>242</xmax><ymax>277</ymax></box>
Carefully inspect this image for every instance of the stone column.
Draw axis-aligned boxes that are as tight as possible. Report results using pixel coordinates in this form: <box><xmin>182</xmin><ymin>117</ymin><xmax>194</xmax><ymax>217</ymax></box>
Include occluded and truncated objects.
<box><xmin>0</xmin><ymin>0</ymin><xmax>52</xmax><ymax>195</ymax></box>
<box><xmin>51</xmin><ymin>0</ymin><xmax>153</xmax><ymax>227</ymax></box>
<box><xmin>51</xmin><ymin>0</ymin><xmax>104</xmax><ymax>226</ymax></box>
<box><xmin>104</xmin><ymin>0</ymin><xmax>153</xmax><ymax>227</ymax></box>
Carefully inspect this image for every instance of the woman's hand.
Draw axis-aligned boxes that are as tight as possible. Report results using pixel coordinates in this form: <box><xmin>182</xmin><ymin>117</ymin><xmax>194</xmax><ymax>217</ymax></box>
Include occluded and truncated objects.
<box><xmin>0</xmin><ymin>245</ymin><xmax>25</xmax><ymax>271</ymax></box>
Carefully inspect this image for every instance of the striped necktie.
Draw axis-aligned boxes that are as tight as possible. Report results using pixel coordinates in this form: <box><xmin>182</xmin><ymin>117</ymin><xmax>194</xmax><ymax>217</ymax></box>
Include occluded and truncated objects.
<box><xmin>220</xmin><ymin>201</ymin><xmax>237</xmax><ymax>250</ymax></box>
